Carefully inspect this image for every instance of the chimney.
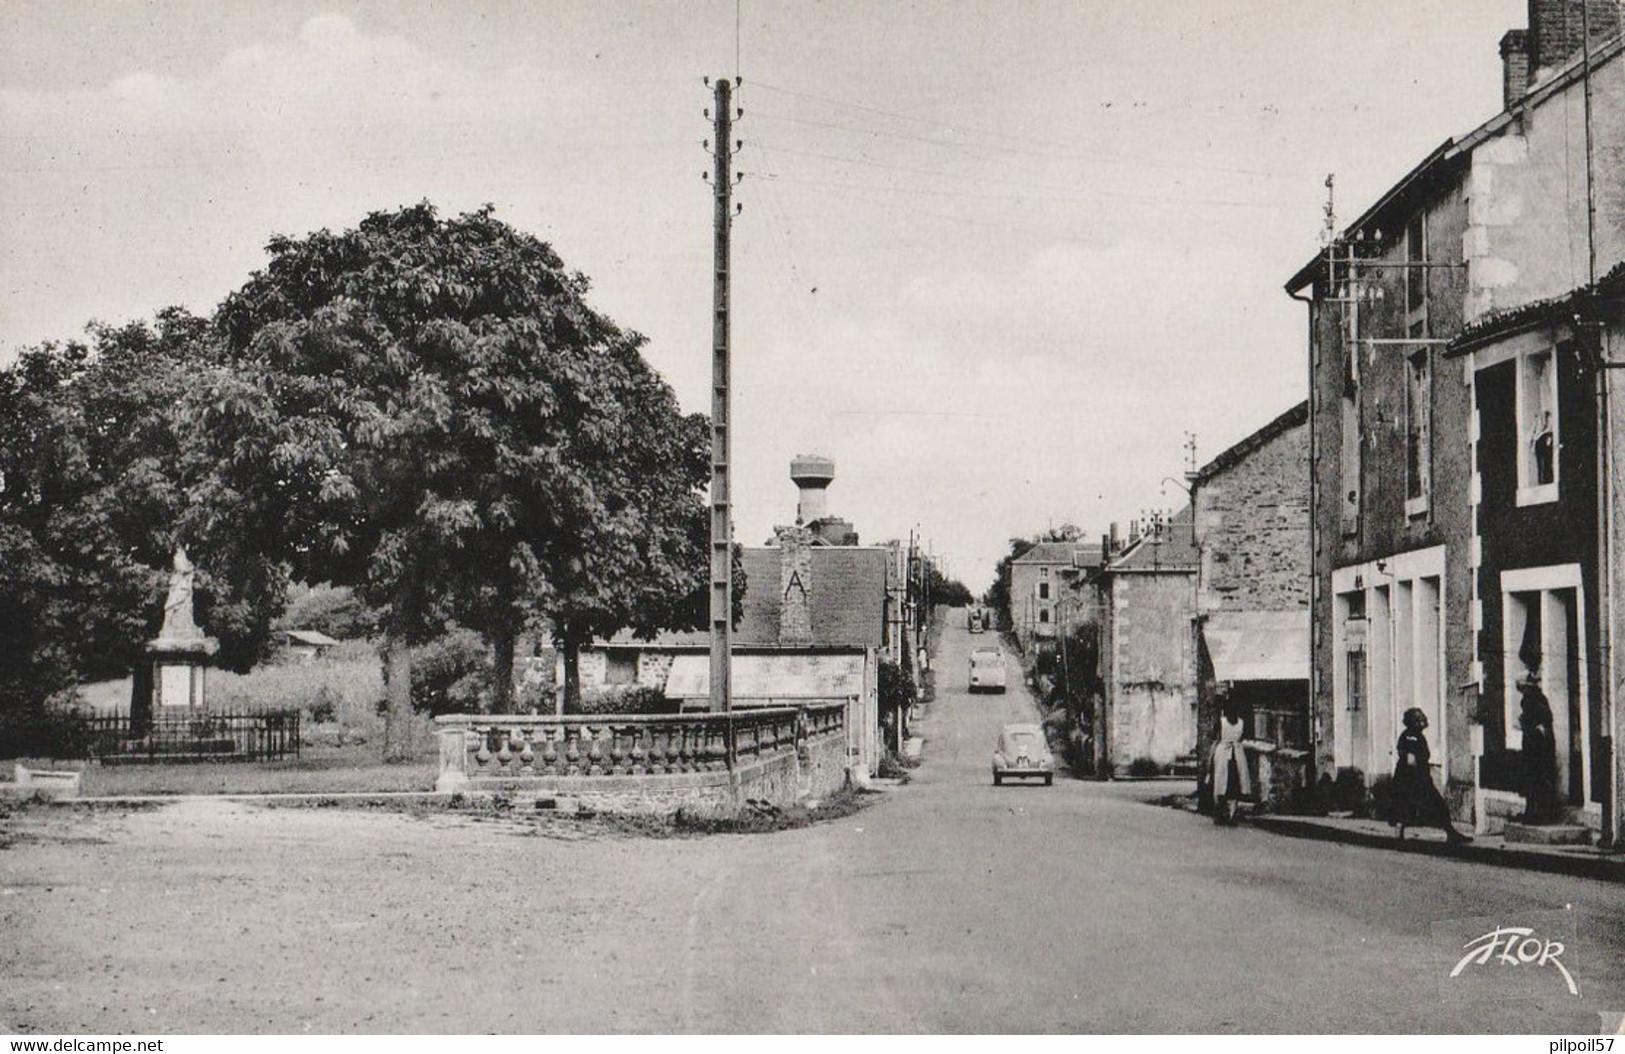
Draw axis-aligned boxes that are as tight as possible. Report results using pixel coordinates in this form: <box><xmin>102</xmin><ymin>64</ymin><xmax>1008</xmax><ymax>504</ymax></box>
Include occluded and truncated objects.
<box><xmin>1501</xmin><ymin>29</ymin><xmax>1531</xmax><ymax>108</ymax></box>
<box><xmin>775</xmin><ymin>524</ymin><xmax>814</xmax><ymax>645</ymax></box>
<box><xmin>1109</xmin><ymin>522</ymin><xmax>1121</xmax><ymax>552</ymax></box>
<box><xmin>789</xmin><ymin>454</ymin><xmax>835</xmax><ymax>526</ymax></box>
<box><xmin>1527</xmin><ymin>0</ymin><xmax>1622</xmax><ymax>81</ymax></box>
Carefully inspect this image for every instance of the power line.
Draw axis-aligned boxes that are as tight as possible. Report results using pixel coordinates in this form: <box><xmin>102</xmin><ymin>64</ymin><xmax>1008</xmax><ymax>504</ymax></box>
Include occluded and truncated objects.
<box><xmin>750</xmin><ymin>168</ymin><xmax>1287</xmax><ymax>211</ymax></box>
<box><xmin>749</xmin><ymin>80</ymin><xmax>1314</xmax><ymax>181</ymax></box>
<box><xmin>750</xmin><ymin>140</ymin><xmax>1290</xmax><ymax>208</ymax></box>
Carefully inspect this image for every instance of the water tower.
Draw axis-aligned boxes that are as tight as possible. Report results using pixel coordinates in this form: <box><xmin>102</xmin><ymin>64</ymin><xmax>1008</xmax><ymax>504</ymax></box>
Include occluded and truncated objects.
<box><xmin>790</xmin><ymin>454</ymin><xmax>836</xmax><ymax>525</ymax></box>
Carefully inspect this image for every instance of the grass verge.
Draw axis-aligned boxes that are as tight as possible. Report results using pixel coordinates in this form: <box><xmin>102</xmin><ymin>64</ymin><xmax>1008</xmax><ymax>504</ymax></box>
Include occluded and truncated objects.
<box><xmin>7</xmin><ymin>742</ymin><xmax>437</xmax><ymax>797</ymax></box>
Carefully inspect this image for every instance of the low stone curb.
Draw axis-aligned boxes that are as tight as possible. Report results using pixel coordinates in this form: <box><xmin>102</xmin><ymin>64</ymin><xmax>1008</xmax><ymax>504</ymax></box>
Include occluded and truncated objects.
<box><xmin>30</xmin><ymin>790</ymin><xmax>451</xmax><ymax>806</ymax></box>
<box><xmin>1251</xmin><ymin>815</ymin><xmax>1625</xmax><ymax>883</ymax></box>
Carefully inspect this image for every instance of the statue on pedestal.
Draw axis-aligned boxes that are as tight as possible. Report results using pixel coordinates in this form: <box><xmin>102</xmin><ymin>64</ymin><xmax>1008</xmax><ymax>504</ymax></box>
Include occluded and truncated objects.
<box><xmin>146</xmin><ymin>547</ymin><xmax>217</xmax><ymax>710</ymax></box>
<box><xmin>159</xmin><ymin>548</ymin><xmax>202</xmax><ymax>642</ymax></box>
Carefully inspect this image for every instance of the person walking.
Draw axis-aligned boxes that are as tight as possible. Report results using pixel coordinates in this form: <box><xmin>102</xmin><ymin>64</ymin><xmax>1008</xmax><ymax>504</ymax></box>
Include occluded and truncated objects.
<box><xmin>1390</xmin><ymin>707</ymin><xmax>1471</xmax><ymax>844</ymax></box>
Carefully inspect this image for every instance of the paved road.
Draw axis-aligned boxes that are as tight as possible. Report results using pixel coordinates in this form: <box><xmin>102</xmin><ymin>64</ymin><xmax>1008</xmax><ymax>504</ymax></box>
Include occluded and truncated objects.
<box><xmin>6</xmin><ymin>617</ymin><xmax>1625</xmax><ymax>1033</ymax></box>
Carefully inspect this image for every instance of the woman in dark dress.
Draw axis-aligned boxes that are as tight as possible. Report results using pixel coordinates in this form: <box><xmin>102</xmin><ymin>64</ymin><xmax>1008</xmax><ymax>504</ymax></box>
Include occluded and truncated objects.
<box><xmin>1391</xmin><ymin>707</ymin><xmax>1472</xmax><ymax>844</ymax></box>
<box><xmin>1518</xmin><ymin>677</ymin><xmax>1559</xmax><ymax>824</ymax></box>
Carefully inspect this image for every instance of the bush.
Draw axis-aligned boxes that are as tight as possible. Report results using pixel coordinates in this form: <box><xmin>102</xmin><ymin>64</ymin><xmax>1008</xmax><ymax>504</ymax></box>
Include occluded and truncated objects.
<box><xmin>0</xmin><ymin>697</ymin><xmax>93</xmax><ymax>760</ymax></box>
<box><xmin>409</xmin><ymin>628</ymin><xmax>490</xmax><ymax>716</ymax></box>
<box><xmin>275</xmin><ymin>582</ymin><xmax>379</xmax><ymax>641</ymax></box>
<box><xmin>1128</xmin><ymin>756</ymin><xmax>1163</xmax><ymax>778</ymax></box>
<box><xmin>308</xmin><ymin>685</ymin><xmax>339</xmax><ymax>724</ymax></box>
<box><xmin>576</xmin><ymin>685</ymin><xmax>673</xmax><ymax>715</ymax></box>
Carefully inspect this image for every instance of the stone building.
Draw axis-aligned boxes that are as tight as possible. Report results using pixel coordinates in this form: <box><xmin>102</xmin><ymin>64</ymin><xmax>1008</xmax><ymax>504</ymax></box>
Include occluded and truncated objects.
<box><xmin>570</xmin><ymin>456</ymin><xmax>904</xmax><ymax>778</ymax></box>
<box><xmin>1095</xmin><ymin>508</ymin><xmax>1199</xmax><ymax>775</ymax></box>
<box><xmin>1009</xmin><ymin>540</ymin><xmax>1105</xmax><ymax>653</ymax></box>
<box><xmin>1286</xmin><ymin>0</ymin><xmax>1625</xmax><ymax>840</ymax></box>
<box><xmin>1189</xmin><ymin>402</ymin><xmax>1312</xmax><ymax>805</ymax></box>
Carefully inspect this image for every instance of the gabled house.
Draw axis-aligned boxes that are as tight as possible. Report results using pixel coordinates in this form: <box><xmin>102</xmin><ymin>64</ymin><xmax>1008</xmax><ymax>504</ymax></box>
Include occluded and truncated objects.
<box><xmin>1094</xmin><ymin>507</ymin><xmax>1199</xmax><ymax>775</ymax></box>
<box><xmin>1287</xmin><ymin>0</ymin><xmax>1625</xmax><ymax>841</ymax></box>
<box><xmin>571</xmin><ymin>455</ymin><xmax>899</xmax><ymax>778</ymax></box>
<box><xmin>1010</xmin><ymin>540</ymin><xmax>1106</xmax><ymax>652</ymax></box>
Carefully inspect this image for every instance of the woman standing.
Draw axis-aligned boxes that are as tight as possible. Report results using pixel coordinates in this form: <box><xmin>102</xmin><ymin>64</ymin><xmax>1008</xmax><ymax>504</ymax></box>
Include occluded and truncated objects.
<box><xmin>1517</xmin><ymin>676</ymin><xmax>1559</xmax><ymax>824</ymax></box>
<box><xmin>1391</xmin><ymin>708</ymin><xmax>1472</xmax><ymax>844</ymax></box>
<box><xmin>1210</xmin><ymin>700</ymin><xmax>1251</xmax><ymax>825</ymax></box>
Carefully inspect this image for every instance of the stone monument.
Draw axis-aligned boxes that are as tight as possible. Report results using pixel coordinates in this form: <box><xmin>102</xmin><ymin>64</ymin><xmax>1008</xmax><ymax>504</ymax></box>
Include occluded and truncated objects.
<box><xmin>145</xmin><ymin>548</ymin><xmax>218</xmax><ymax>709</ymax></box>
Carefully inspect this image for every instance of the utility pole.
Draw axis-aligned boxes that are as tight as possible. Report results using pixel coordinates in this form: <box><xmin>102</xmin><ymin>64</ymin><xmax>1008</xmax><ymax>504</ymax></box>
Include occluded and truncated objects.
<box><xmin>707</xmin><ymin>76</ymin><xmax>736</xmax><ymax>724</ymax></box>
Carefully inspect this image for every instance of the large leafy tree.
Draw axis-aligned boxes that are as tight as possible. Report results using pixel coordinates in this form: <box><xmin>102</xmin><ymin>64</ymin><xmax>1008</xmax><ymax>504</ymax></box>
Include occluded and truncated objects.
<box><xmin>216</xmin><ymin>203</ymin><xmax>716</xmax><ymax>746</ymax></box>
<box><xmin>0</xmin><ymin>310</ymin><xmax>312</xmax><ymax>733</ymax></box>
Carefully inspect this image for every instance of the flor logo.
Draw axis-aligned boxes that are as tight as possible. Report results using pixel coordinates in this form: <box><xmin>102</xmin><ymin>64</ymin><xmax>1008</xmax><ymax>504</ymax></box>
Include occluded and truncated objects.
<box><xmin>1450</xmin><ymin>926</ymin><xmax>1579</xmax><ymax>997</ymax></box>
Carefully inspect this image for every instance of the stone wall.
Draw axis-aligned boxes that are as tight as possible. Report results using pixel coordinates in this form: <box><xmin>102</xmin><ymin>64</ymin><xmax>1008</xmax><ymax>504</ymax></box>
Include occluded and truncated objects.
<box><xmin>1195</xmin><ymin>416</ymin><xmax>1310</xmax><ymax>615</ymax></box>
<box><xmin>1105</xmin><ymin>572</ymin><xmax>1197</xmax><ymax>772</ymax></box>
<box><xmin>434</xmin><ymin>704</ymin><xmax>848</xmax><ymax>815</ymax></box>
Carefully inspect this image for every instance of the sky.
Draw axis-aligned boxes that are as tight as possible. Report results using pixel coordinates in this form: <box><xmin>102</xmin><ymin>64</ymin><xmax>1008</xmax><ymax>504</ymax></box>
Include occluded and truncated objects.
<box><xmin>0</xmin><ymin>0</ymin><xmax>1528</xmax><ymax>591</ymax></box>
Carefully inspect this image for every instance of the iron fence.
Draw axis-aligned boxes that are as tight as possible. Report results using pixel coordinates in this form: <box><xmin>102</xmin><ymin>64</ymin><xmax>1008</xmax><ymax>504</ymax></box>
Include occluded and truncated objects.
<box><xmin>81</xmin><ymin>709</ymin><xmax>302</xmax><ymax>763</ymax></box>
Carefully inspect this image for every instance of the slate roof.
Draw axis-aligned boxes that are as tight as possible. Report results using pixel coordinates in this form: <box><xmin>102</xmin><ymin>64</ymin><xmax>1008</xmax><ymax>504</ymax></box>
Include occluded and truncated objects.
<box><xmin>283</xmin><ymin>629</ymin><xmax>342</xmax><ymax>647</ymax></box>
<box><xmin>603</xmin><ymin>545</ymin><xmax>889</xmax><ymax>650</ymax></box>
<box><xmin>1446</xmin><ymin>259</ymin><xmax>1625</xmax><ymax>355</ymax></box>
<box><xmin>1103</xmin><ymin>506</ymin><xmax>1198</xmax><ymax>573</ymax></box>
<box><xmin>1193</xmin><ymin>402</ymin><xmax>1308</xmax><ymax>484</ymax></box>
<box><xmin>1285</xmin><ymin>32</ymin><xmax>1625</xmax><ymax>295</ymax></box>
<box><xmin>1012</xmin><ymin>541</ymin><xmax>1105</xmax><ymax>569</ymax></box>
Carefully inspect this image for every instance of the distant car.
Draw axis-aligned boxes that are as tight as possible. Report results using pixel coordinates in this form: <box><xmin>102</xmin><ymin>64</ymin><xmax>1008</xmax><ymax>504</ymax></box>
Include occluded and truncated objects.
<box><xmin>993</xmin><ymin>723</ymin><xmax>1054</xmax><ymax>786</ymax></box>
<box><xmin>968</xmin><ymin>608</ymin><xmax>985</xmax><ymax>633</ymax></box>
<box><xmin>968</xmin><ymin>647</ymin><xmax>1006</xmax><ymax>693</ymax></box>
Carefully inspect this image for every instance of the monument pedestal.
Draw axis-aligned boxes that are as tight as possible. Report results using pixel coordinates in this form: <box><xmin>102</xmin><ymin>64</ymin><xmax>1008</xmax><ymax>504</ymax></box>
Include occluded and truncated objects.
<box><xmin>147</xmin><ymin>636</ymin><xmax>218</xmax><ymax>710</ymax></box>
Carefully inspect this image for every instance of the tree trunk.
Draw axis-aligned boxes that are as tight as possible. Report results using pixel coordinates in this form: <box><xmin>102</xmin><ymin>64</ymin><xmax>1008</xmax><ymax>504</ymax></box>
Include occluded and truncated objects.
<box><xmin>381</xmin><ymin>638</ymin><xmax>414</xmax><ymax>763</ymax></box>
<box><xmin>561</xmin><ymin>637</ymin><xmax>582</xmax><ymax>715</ymax></box>
<box><xmin>491</xmin><ymin>629</ymin><xmax>516</xmax><ymax>715</ymax></box>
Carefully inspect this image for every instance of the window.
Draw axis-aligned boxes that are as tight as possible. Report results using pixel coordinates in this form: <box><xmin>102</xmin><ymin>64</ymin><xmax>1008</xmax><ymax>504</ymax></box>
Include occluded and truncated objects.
<box><xmin>1405</xmin><ymin>213</ymin><xmax>1428</xmax><ymax>324</ymax></box>
<box><xmin>1040</xmin><ymin>567</ymin><xmax>1050</xmax><ymax>579</ymax></box>
<box><xmin>1038</xmin><ymin>609</ymin><xmax>1050</xmax><ymax>624</ymax></box>
<box><xmin>1517</xmin><ymin>349</ymin><xmax>1559</xmax><ymax>504</ymax></box>
<box><xmin>1406</xmin><ymin>349</ymin><xmax>1431</xmax><ymax>513</ymax></box>
<box><xmin>1346</xmin><ymin>650</ymin><xmax>1365</xmax><ymax>713</ymax></box>
<box><xmin>605</xmin><ymin>652</ymin><xmax>636</xmax><ymax>686</ymax></box>
<box><xmin>1038</xmin><ymin>582</ymin><xmax>1050</xmax><ymax>600</ymax></box>
<box><xmin>1341</xmin><ymin>391</ymin><xmax>1360</xmax><ymax>536</ymax></box>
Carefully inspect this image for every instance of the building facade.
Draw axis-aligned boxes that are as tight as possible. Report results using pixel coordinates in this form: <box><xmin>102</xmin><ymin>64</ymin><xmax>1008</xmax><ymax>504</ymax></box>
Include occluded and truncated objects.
<box><xmin>1190</xmin><ymin>403</ymin><xmax>1312</xmax><ymax>785</ymax></box>
<box><xmin>1009</xmin><ymin>541</ymin><xmax>1104</xmax><ymax>653</ymax></box>
<box><xmin>1289</xmin><ymin>0</ymin><xmax>1625</xmax><ymax>839</ymax></box>
<box><xmin>1095</xmin><ymin>509</ymin><xmax>1199</xmax><ymax>775</ymax></box>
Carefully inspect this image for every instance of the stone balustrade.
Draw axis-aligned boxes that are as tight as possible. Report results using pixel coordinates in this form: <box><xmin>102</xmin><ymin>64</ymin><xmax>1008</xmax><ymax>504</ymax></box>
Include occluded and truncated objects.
<box><xmin>435</xmin><ymin>703</ymin><xmax>849</xmax><ymax>812</ymax></box>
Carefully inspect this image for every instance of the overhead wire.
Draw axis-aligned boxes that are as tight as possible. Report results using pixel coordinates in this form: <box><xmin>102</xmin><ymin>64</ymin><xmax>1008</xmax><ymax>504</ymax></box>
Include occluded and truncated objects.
<box><xmin>749</xmin><ymin>79</ymin><xmax>1317</xmax><ymax>182</ymax></box>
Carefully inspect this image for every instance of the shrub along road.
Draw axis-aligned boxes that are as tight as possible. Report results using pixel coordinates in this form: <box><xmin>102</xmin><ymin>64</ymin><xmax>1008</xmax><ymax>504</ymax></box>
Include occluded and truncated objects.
<box><xmin>4</xmin><ymin>618</ymin><xmax>1624</xmax><ymax>1032</ymax></box>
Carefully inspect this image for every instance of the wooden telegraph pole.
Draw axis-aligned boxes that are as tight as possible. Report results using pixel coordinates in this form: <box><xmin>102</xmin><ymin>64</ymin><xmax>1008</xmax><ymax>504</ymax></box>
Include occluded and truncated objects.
<box><xmin>708</xmin><ymin>76</ymin><xmax>735</xmax><ymax>733</ymax></box>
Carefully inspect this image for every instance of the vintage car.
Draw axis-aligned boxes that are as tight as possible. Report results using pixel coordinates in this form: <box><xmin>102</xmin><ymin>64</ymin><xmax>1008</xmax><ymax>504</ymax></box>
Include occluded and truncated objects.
<box><xmin>992</xmin><ymin>723</ymin><xmax>1054</xmax><ymax>785</ymax></box>
<box><xmin>968</xmin><ymin>647</ymin><xmax>1006</xmax><ymax>693</ymax></box>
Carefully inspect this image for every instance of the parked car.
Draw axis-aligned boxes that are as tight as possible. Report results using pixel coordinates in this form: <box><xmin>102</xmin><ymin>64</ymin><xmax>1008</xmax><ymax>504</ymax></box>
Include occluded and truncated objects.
<box><xmin>968</xmin><ymin>647</ymin><xmax>1006</xmax><ymax>693</ymax></box>
<box><xmin>993</xmin><ymin>723</ymin><xmax>1053</xmax><ymax>785</ymax></box>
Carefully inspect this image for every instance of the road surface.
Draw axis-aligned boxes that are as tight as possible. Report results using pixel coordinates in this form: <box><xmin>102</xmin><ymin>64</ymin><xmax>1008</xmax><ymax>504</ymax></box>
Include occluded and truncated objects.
<box><xmin>5</xmin><ymin>616</ymin><xmax>1624</xmax><ymax>1033</ymax></box>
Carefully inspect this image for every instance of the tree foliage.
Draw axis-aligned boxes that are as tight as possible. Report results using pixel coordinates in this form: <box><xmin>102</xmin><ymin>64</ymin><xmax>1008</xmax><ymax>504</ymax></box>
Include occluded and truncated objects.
<box><xmin>216</xmin><ymin>203</ymin><xmax>716</xmax><ymax>722</ymax></box>
<box><xmin>2</xmin><ymin>203</ymin><xmax>722</xmax><ymax>743</ymax></box>
<box><xmin>0</xmin><ymin>310</ymin><xmax>305</xmax><ymax>726</ymax></box>
<box><xmin>985</xmin><ymin>537</ymin><xmax>1037</xmax><ymax>630</ymax></box>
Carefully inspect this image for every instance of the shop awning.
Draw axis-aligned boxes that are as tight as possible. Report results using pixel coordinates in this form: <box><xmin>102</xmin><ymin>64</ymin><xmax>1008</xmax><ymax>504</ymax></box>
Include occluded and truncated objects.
<box><xmin>1203</xmin><ymin>611</ymin><xmax>1309</xmax><ymax>682</ymax></box>
<box><xmin>663</xmin><ymin>652</ymin><xmax>865</xmax><ymax>702</ymax></box>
